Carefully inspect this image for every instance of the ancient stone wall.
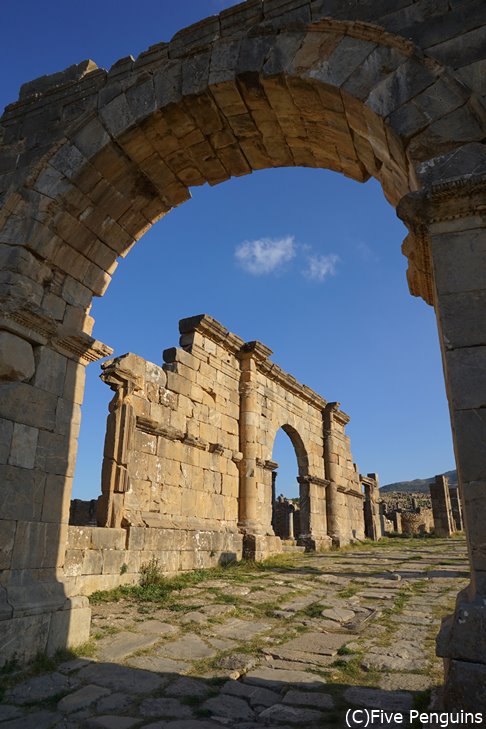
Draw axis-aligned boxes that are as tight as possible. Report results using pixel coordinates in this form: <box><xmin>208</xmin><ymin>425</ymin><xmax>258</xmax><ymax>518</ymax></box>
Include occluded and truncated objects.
<box><xmin>92</xmin><ymin>314</ymin><xmax>363</xmax><ymax>575</ymax></box>
<box><xmin>63</xmin><ymin>524</ymin><xmax>242</xmax><ymax>596</ymax></box>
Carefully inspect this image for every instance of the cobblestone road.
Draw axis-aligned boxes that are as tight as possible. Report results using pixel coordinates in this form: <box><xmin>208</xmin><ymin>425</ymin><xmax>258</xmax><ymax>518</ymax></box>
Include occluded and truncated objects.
<box><xmin>0</xmin><ymin>538</ymin><xmax>468</xmax><ymax>728</ymax></box>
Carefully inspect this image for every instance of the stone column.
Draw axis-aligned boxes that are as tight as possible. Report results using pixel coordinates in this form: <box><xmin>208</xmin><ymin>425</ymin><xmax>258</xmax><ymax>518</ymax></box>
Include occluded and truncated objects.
<box><xmin>0</xmin><ymin>311</ymin><xmax>111</xmax><ymax>665</ymax></box>
<box><xmin>237</xmin><ymin>341</ymin><xmax>272</xmax><ymax>540</ymax></box>
<box><xmin>97</xmin><ymin>358</ymin><xmax>139</xmax><ymax>528</ymax></box>
<box><xmin>323</xmin><ymin>402</ymin><xmax>346</xmax><ymax>544</ymax></box>
<box><xmin>449</xmin><ymin>487</ymin><xmax>464</xmax><ymax>532</ymax></box>
<box><xmin>430</xmin><ymin>475</ymin><xmax>455</xmax><ymax>538</ymax></box>
<box><xmin>297</xmin><ymin>475</ymin><xmax>331</xmax><ymax>550</ymax></box>
<box><xmin>398</xmin><ymin>176</ymin><xmax>486</xmax><ymax>708</ymax></box>
<box><xmin>362</xmin><ymin>473</ymin><xmax>382</xmax><ymax>541</ymax></box>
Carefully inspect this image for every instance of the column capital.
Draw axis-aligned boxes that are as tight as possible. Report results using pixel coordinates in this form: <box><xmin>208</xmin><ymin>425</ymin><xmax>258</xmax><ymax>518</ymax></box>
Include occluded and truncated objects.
<box><xmin>397</xmin><ymin>175</ymin><xmax>486</xmax><ymax>305</ymax></box>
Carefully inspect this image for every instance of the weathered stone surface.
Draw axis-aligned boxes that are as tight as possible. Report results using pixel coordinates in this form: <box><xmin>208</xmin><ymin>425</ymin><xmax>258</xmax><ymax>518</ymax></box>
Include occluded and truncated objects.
<box><xmin>77</xmin><ymin>663</ymin><xmax>164</xmax><ymax>693</ymax></box>
<box><xmin>343</xmin><ymin>687</ymin><xmax>413</xmax><ymax>712</ymax></box>
<box><xmin>58</xmin><ymin>684</ymin><xmax>110</xmax><ymax>713</ymax></box>
<box><xmin>139</xmin><ymin>697</ymin><xmax>193</xmax><ymax>719</ymax></box>
<box><xmin>96</xmin><ymin>631</ymin><xmax>160</xmax><ymax>661</ymax></box>
<box><xmin>202</xmin><ymin>694</ymin><xmax>255</xmax><ymax>720</ymax></box>
<box><xmin>259</xmin><ymin>703</ymin><xmax>325</xmax><ymax>724</ymax></box>
<box><xmin>6</xmin><ymin>672</ymin><xmax>79</xmax><ymax>705</ymax></box>
<box><xmin>157</xmin><ymin>634</ymin><xmax>217</xmax><ymax>661</ymax></box>
<box><xmin>282</xmin><ymin>689</ymin><xmax>335</xmax><ymax>709</ymax></box>
<box><xmin>243</xmin><ymin>667</ymin><xmax>327</xmax><ymax>690</ymax></box>
<box><xmin>0</xmin><ymin>332</ymin><xmax>35</xmax><ymax>382</ymax></box>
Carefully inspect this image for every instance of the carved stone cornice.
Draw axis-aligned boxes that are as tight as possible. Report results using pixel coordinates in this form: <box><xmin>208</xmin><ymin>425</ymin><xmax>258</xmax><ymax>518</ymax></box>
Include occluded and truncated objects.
<box><xmin>398</xmin><ymin>175</ymin><xmax>486</xmax><ymax>306</ymax></box>
<box><xmin>298</xmin><ymin>475</ymin><xmax>330</xmax><ymax>488</ymax></box>
<box><xmin>398</xmin><ymin>174</ymin><xmax>486</xmax><ymax>228</ymax></box>
<box><xmin>257</xmin><ymin>458</ymin><xmax>279</xmax><ymax>471</ymax></box>
<box><xmin>1</xmin><ymin>309</ymin><xmax>113</xmax><ymax>364</ymax></box>
<box><xmin>323</xmin><ymin>402</ymin><xmax>350</xmax><ymax>427</ymax></box>
<box><xmin>337</xmin><ymin>485</ymin><xmax>365</xmax><ymax>500</ymax></box>
<box><xmin>240</xmin><ymin>340</ymin><xmax>273</xmax><ymax>362</ymax></box>
<box><xmin>179</xmin><ymin>314</ymin><xmax>245</xmax><ymax>356</ymax></box>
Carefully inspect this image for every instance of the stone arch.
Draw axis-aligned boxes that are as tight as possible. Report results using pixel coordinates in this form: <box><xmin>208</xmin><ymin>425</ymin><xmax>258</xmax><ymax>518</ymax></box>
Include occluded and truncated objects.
<box><xmin>278</xmin><ymin>423</ymin><xmax>310</xmax><ymax>480</ymax></box>
<box><xmin>2</xmin><ymin>0</ymin><xmax>486</xmax><ymax>704</ymax></box>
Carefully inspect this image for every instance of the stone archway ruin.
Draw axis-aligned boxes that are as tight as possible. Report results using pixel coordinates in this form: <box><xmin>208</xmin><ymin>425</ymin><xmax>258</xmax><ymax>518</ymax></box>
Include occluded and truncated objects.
<box><xmin>1</xmin><ymin>0</ymin><xmax>486</xmax><ymax>708</ymax></box>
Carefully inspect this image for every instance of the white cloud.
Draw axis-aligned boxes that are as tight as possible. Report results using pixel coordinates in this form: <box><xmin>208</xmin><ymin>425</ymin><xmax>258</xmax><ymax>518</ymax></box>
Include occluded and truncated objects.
<box><xmin>235</xmin><ymin>236</ymin><xmax>296</xmax><ymax>275</ymax></box>
<box><xmin>303</xmin><ymin>253</ymin><xmax>340</xmax><ymax>282</ymax></box>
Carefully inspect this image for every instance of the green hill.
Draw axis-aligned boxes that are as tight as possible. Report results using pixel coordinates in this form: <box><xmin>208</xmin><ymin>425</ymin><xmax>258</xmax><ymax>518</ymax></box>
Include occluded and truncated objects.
<box><xmin>381</xmin><ymin>469</ymin><xmax>457</xmax><ymax>493</ymax></box>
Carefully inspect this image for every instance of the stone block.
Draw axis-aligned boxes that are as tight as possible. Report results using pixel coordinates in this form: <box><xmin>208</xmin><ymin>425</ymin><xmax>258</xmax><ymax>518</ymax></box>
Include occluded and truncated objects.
<box><xmin>11</xmin><ymin>520</ymin><xmax>63</xmax><ymax>569</ymax></box>
<box><xmin>64</xmin><ymin>360</ymin><xmax>86</xmax><ymax>405</ymax></box>
<box><xmin>47</xmin><ymin>604</ymin><xmax>91</xmax><ymax>655</ymax></box>
<box><xmin>0</xmin><ymin>331</ymin><xmax>35</xmax><ymax>382</ymax></box>
<box><xmin>454</xmin><ymin>409</ymin><xmax>486</xmax><ymax>483</ymax></box>
<box><xmin>0</xmin><ymin>382</ymin><xmax>57</xmax><ymax>430</ymax></box>
<box><xmin>0</xmin><ymin>519</ymin><xmax>16</xmax><ymax>569</ymax></box>
<box><xmin>102</xmin><ymin>549</ymin><xmax>129</xmax><ymax>574</ymax></box>
<box><xmin>64</xmin><ymin>548</ymin><xmax>84</xmax><ymax>577</ymax></box>
<box><xmin>8</xmin><ymin>423</ymin><xmax>38</xmax><ymax>469</ymax></box>
<box><xmin>35</xmin><ymin>430</ymin><xmax>76</xmax><ymax>477</ymax></box>
<box><xmin>445</xmin><ymin>346</ymin><xmax>486</xmax><ymax>410</ymax></box>
<box><xmin>437</xmin><ymin>290</ymin><xmax>486</xmax><ymax>350</ymax></box>
<box><xmin>126</xmin><ymin>526</ymin><xmax>146</xmax><ymax>551</ymax></box>
<box><xmin>0</xmin><ymin>612</ymin><xmax>51</xmax><ymax>666</ymax></box>
<box><xmin>33</xmin><ymin>346</ymin><xmax>67</xmax><ymax>395</ymax></box>
<box><xmin>67</xmin><ymin>526</ymin><xmax>91</xmax><ymax>549</ymax></box>
<box><xmin>431</xmin><ymin>227</ymin><xmax>486</xmax><ymax>296</ymax></box>
<box><xmin>0</xmin><ymin>417</ymin><xmax>13</xmax><ymax>463</ymax></box>
<box><xmin>82</xmin><ymin>548</ymin><xmax>103</xmax><ymax>575</ymax></box>
<box><xmin>0</xmin><ymin>464</ymin><xmax>45</xmax><ymax>520</ymax></box>
<box><xmin>89</xmin><ymin>527</ymin><xmax>126</xmax><ymax>550</ymax></box>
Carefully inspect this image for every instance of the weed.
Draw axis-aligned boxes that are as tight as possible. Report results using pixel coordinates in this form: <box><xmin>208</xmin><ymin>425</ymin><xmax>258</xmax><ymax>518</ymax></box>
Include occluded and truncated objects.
<box><xmin>120</xmin><ymin>562</ymin><xmax>128</xmax><ymax>575</ymax></box>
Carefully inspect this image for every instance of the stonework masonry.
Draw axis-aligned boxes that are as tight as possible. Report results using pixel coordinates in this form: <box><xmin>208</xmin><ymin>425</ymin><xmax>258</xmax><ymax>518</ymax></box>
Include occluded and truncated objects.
<box><xmin>1</xmin><ymin>0</ymin><xmax>486</xmax><ymax>707</ymax></box>
<box><xmin>63</xmin><ymin>314</ymin><xmax>364</xmax><ymax>596</ymax></box>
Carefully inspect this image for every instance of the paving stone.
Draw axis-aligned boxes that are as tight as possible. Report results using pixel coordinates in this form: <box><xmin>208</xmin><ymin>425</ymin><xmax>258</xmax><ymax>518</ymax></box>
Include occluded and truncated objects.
<box><xmin>279</xmin><ymin>631</ymin><xmax>353</xmax><ymax>656</ymax></box>
<box><xmin>178</xmin><ymin>611</ymin><xmax>209</xmax><ymax>625</ymax></box>
<box><xmin>243</xmin><ymin>667</ymin><xmax>327</xmax><ymax>690</ymax></box>
<box><xmin>221</xmin><ymin>679</ymin><xmax>281</xmax><ymax>708</ymax></box>
<box><xmin>127</xmin><ymin>654</ymin><xmax>191</xmax><ymax>674</ymax></box>
<box><xmin>86</xmin><ymin>717</ymin><xmax>139</xmax><ymax>729</ymax></box>
<box><xmin>157</xmin><ymin>635</ymin><xmax>217</xmax><ymax>660</ymax></box>
<box><xmin>217</xmin><ymin>652</ymin><xmax>258</xmax><ymax>675</ymax></box>
<box><xmin>205</xmin><ymin>637</ymin><xmax>238</xmax><ymax>651</ymax></box>
<box><xmin>57</xmin><ymin>658</ymin><xmax>93</xmax><ymax>674</ymax></box>
<box><xmin>209</xmin><ymin>618</ymin><xmax>271</xmax><ymax>641</ymax></box>
<box><xmin>5</xmin><ymin>671</ymin><xmax>79</xmax><ymax>705</ymax></box>
<box><xmin>96</xmin><ymin>692</ymin><xmax>136</xmax><ymax>713</ymax></box>
<box><xmin>134</xmin><ymin>620</ymin><xmax>179</xmax><ymax>635</ymax></box>
<box><xmin>0</xmin><ymin>710</ymin><xmax>59</xmax><ymax>729</ymax></box>
<box><xmin>96</xmin><ymin>631</ymin><xmax>160</xmax><ymax>661</ymax></box>
<box><xmin>0</xmin><ymin>706</ymin><xmax>23</xmax><ymax>722</ymax></box>
<box><xmin>320</xmin><ymin>607</ymin><xmax>355</xmax><ymax>622</ymax></box>
<box><xmin>58</xmin><ymin>685</ymin><xmax>111</xmax><ymax>713</ymax></box>
<box><xmin>343</xmin><ymin>687</ymin><xmax>413</xmax><ymax>712</ymax></box>
<box><xmin>378</xmin><ymin>672</ymin><xmax>435</xmax><ymax>692</ymax></box>
<box><xmin>77</xmin><ymin>663</ymin><xmax>165</xmax><ymax>693</ymax></box>
<box><xmin>282</xmin><ymin>689</ymin><xmax>335</xmax><ymax>709</ymax></box>
<box><xmin>139</xmin><ymin>697</ymin><xmax>193</xmax><ymax>719</ymax></box>
<box><xmin>258</xmin><ymin>703</ymin><xmax>324</xmax><ymax>724</ymax></box>
<box><xmin>202</xmin><ymin>694</ymin><xmax>255</xmax><ymax>720</ymax></box>
<box><xmin>263</xmin><ymin>646</ymin><xmax>336</xmax><ymax>667</ymax></box>
<box><xmin>165</xmin><ymin>677</ymin><xmax>212</xmax><ymax>699</ymax></box>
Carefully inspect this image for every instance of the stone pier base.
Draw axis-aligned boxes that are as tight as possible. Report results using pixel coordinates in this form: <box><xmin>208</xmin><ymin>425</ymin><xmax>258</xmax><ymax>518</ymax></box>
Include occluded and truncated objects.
<box><xmin>297</xmin><ymin>535</ymin><xmax>332</xmax><ymax>552</ymax></box>
<box><xmin>0</xmin><ymin>597</ymin><xmax>91</xmax><ymax>667</ymax></box>
<box><xmin>242</xmin><ymin>535</ymin><xmax>283</xmax><ymax>561</ymax></box>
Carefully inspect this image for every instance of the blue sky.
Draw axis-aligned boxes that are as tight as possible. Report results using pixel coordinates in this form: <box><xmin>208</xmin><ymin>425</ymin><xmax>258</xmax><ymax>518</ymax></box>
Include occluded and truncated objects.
<box><xmin>1</xmin><ymin>1</ymin><xmax>455</xmax><ymax>498</ymax></box>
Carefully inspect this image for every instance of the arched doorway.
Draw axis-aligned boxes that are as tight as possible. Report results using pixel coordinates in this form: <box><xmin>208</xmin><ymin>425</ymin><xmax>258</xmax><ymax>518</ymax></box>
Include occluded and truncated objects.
<box><xmin>271</xmin><ymin>425</ymin><xmax>307</xmax><ymax>544</ymax></box>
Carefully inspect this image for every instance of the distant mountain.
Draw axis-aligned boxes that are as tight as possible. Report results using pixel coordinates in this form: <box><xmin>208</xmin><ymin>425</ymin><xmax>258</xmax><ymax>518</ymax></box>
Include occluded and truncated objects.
<box><xmin>381</xmin><ymin>469</ymin><xmax>457</xmax><ymax>494</ymax></box>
